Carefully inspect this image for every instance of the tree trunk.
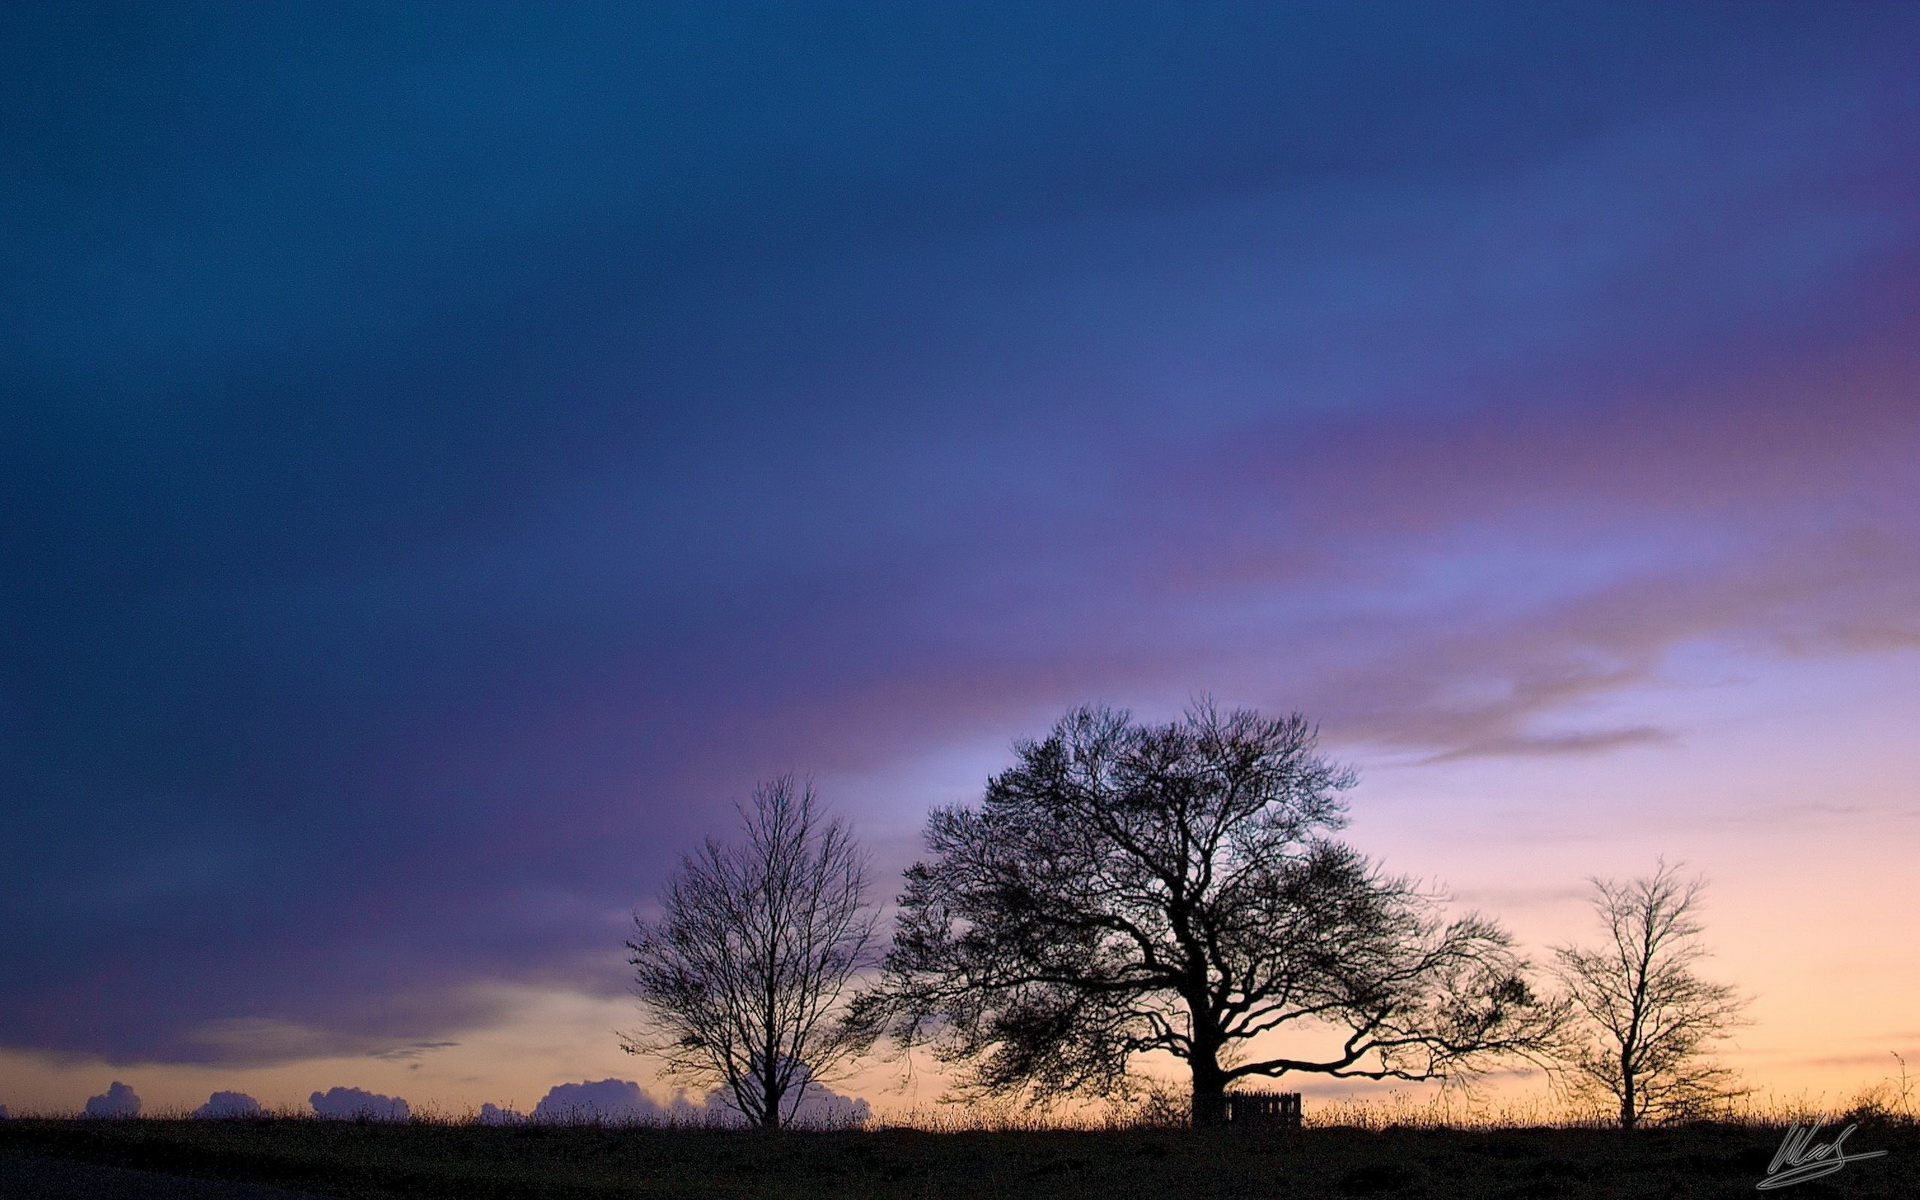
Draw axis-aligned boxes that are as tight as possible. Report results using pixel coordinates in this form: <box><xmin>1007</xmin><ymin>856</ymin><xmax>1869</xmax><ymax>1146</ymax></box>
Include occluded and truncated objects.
<box><xmin>754</xmin><ymin>1048</ymin><xmax>783</xmax><ymax>1131</ymax></box>
<box><xmin>1189</xmin><ymin>1046</ymin><xmax>1229</xmax><ymax>1128</ymax></box>
<box><xmin>1620</xmin><ymin>1053</ymin><xmax>1636</xmax><ymax>1131</ymax></box>
<box><xmin>760</xmin><ymin>1027</ymin><xmax>783</xmax><ymax>1130</ymax></box>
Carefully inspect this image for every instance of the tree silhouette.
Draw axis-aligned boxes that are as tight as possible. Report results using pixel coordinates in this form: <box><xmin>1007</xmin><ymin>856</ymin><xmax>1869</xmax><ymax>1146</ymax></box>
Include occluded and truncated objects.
<box><xmin>1552</xmin><ymin>860</ymin><xmax>1749</xmax><ymax>1128</ymax></box>
<box><xmin>625</xmin><ymin>776</ymin><xmax>877</xmax><ymax>1129</ymax></box>
<box><xmin>854</xmin><ymin>703</ymin><xmax>1565</xmax><ymax>1125</ymax></box>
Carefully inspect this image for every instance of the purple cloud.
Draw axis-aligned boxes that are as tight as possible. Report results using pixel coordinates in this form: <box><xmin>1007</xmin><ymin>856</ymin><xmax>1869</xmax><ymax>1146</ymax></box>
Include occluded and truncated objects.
<box><xmin>83</xmin><ymin>1082</ymin><xmax>140</xmax><ymax>1118</ymax></box>
<box><xmin>525</xmin><ymin>1072</ymin><xmax>870</xmax><ymax>1128</ymax></box>
<box><xmin>3</xmin><ymin>4</ymin><xmax>1917</xmax><ymax>1084</ymax></box>
<box><xmin>310</xmin><ymin>1087</ymin><xmax>409</xmax><ymax>1122</ymax></box>
<box><xmin>530</xmin><ymin>1079</ymin><xmax>660</xmax><ymax>1125</ymax></box>
<box><xmin>194</xmin><ymin>1091</ymin><xmax>264</xmax><ymax>1118</ymax></box>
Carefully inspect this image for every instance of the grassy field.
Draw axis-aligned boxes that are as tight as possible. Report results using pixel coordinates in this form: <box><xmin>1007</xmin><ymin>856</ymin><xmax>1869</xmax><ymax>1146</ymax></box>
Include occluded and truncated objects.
<box><xmin>1</xmin><ymin>1115</ymin><xmax>1914</xmax><ymax>1199</ymax></box>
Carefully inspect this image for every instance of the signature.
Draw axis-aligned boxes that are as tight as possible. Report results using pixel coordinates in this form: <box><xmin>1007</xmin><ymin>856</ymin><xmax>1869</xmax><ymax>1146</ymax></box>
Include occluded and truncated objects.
<box><xmin>1755</xmin><ymin>1119</ymin><xmax>1887</xmax><ymax>1190</ymax></box>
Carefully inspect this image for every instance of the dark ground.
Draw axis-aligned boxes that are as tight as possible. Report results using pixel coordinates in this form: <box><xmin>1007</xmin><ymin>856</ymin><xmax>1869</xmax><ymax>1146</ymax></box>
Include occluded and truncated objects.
<box><xmin>1</xmin><ymin>1117</ymin><xmax>1913</xmax><ymax>1199</ymax></box>
<box><xmin>0</xmin><ymin>1149</ymin><xmax>325</xmax><ymax>1198</ymax></box>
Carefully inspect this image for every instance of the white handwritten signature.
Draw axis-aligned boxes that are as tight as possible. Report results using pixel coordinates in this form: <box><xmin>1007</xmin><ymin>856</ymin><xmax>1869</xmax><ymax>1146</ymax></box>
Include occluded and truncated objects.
<box><xmin>1755</xmin><ymin>1119</ymin><xmax>1887</xmax><ymax>1190</ymax></box>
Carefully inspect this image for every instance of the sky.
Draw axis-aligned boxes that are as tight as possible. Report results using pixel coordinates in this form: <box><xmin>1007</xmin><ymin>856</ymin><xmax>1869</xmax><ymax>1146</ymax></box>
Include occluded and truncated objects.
<box><xmin>3</xmin><ymin>2</ymin><xmax>1918</xmax><ymax>1117</ymax></box>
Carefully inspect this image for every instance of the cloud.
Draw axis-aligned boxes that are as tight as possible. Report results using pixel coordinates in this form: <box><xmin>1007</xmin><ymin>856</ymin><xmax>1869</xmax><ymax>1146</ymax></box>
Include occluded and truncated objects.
<box><xmin>83</xmin><ymin>1081</ymin><xmax>140</xmax><ymax>1118</ymax></box>
<box><xmin>700</xmin><ymin>1061</ymin><xmax>872</xmax><ymax>1129</ymax></box>
<box><xmin>530</xmin><ymin>1079</ymin><xmax>667</xmax><ymax>1125</ymax></box>
<box><xmin>1422</xmin><ymin>726</ymin><xmax>1674</xmax><ymax>764</ymax></box>
<box><xmin>179</xmin><ymin>1019</ymin><xmax>399</xmax><ymax>1066</ymax></box>
<box><xmin>371</xmin><ymin>1041</ymin><xmax>459</xmax><ymax>1063</ymax></box>
<box><xmin>310</xmin><ymin>1087</ymin><xmax>410</xmax><ymax>1122</ymax></box>
<box><xmin>193</xmin><ymin>1091</ymin><xmax>263</xmax><ymax>1119</ymax></box>
<box><xmin>2</xmin><ymin>2</ymin><xmax>1917</xmax><ymax>1077</ymax></box>
<box><xmin>1446</xmin><ymin>885</ymin><xmax>1592</xmax><ymax>913</ymax></box>
<box><xmin>1792</xmin><ymin>1053</ymin><xmax>1917</xmax><ymax>1070</ymax></box>
<box><xmin>526</xmin><ymin>1070</ymin><xmax>870</xmax><ymax>1128</ymax></box>
<box><xmin>766</xmin><ymin>1077</ymin><xmax>871</xmax><ymax>1130</ymax></box>
<box><xmin>0</xmin><ymin>1104</ymin><xmax>9</xmax><ymax>1119</ymax></box>
<box><xmin>477</xmin><ymin>1102</ymin><xmax>526</xmax><ymax>1125</ymax></box>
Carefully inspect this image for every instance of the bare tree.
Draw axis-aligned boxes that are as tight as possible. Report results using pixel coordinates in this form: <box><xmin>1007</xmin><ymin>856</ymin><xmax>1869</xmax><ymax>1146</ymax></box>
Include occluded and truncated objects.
<box><xmin>1552</xmin><ymin>860</ymin><xmax>1750</xmax><ymax>1128</ymax></box>
<box><xmin>625</xmin><ymin>776</ymin><xmax>877</xmax><ymax>1129</ymax></box>
<box><xmin>852</xmin><ymin>703</ymin><xmax>1566</xmax><ymax>1126</ymax></box>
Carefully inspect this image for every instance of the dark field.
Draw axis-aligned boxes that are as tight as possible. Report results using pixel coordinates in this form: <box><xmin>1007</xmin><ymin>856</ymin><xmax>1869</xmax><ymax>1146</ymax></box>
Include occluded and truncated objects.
<box><xmin>1</xmin><ymin>1117</ymin><xmax>1914</xmax><ymax>1199</ymax></box>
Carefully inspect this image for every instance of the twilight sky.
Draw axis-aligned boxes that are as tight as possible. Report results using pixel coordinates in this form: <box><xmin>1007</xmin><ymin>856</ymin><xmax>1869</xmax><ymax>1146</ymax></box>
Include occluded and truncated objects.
<box><xmin>4</xmin><ymin>3</ymin><xmax>1919</xmax><ymax>1114</ymax></box>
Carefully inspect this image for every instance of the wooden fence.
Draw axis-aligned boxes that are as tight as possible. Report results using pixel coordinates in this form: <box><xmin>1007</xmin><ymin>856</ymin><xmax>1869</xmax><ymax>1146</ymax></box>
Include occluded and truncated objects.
<box><xmin>1223</xmin><ymin>1091</ymin><xmax>1302</xmax><ymax>1128</ymax></box>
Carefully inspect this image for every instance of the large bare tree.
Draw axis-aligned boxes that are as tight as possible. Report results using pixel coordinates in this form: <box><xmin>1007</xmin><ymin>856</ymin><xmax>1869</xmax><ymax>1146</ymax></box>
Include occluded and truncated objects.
<box><xmin>853</xmin><ymin>703</ymin><xmax>1566</xmax><ymax>1126</ymax></box>
<box><xmin>1552</xmin><ymin>860</ymin><xmax>1750</xmax><ymax>1128</ymax></box>
<box><xmin>625</xmin><ymin>776</ymin><xmax>877</xmax><ymax>1129</ymax></box>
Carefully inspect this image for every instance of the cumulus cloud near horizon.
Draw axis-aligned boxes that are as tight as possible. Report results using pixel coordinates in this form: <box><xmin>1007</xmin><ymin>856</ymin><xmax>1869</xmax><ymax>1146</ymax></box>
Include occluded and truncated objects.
<box><xmin>776</xmin><ymin>1083</ymin><xmax>870</xmax><ymax>1128</ymax></box>
<box><xmin>708</xmin><ymin>1061</ymin><xmax>871</xmax><ymax>1128</ymax></box>
<box><xmin>83</xmin><ymin>1082</ymin><xmax>140</xmax><ymax>1118</ymax></box>
<box><xmin>310</xmin><ymin>1086</ymin><xmax>410</xmax><ymax>1121</ymax></box>
<box><xmin>525</xmin><ymin>1066</ymin><xmax>869</xmax><ymax>1128</ymax></box>
<box><xmin>529</xmin><ymin>1078</ymin><xmax>663</xmax><ymax>1124</ymax></box>
<box><xmin>194</xmin><ymin>1091</ymin><xmax>264</xmax><ymax>1118</ymax></box>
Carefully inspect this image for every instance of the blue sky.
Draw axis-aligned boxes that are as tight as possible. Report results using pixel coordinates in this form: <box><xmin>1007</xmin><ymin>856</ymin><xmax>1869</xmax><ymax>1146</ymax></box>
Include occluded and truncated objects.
<box><xmin>4</xmin><ymin>3</ymin><xmax>1919</xmax><ymax>1109</ymax></box>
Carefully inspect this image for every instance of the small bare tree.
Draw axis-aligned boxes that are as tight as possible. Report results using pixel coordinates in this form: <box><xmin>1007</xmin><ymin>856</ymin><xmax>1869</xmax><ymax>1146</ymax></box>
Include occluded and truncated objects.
<box><xmin>625</xmin><ymin>776</ymin><xmax>877</xmax><ymax>1129</ymax></box>
<box><xmin>1552</xmin><ymin>860</ymin><xmax>1749</xmax><ymax>1128</ymax></box>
